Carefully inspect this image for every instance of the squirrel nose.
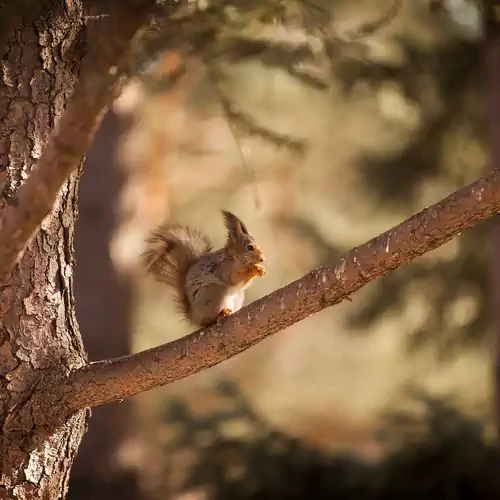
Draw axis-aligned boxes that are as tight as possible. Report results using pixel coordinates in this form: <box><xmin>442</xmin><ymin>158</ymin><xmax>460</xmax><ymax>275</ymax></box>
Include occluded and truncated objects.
<box><xmin>258</xmin><ymin>255</ymin><xmax>264</xmax><ymax>263</ymax></box>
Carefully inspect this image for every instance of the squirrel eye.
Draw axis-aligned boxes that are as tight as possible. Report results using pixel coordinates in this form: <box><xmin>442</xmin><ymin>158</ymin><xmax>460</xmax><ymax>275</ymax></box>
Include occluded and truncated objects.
<box><xmin>246</xmin><ymin>243</ymin><xmax>255</xmax><ymax>251</ymax></box>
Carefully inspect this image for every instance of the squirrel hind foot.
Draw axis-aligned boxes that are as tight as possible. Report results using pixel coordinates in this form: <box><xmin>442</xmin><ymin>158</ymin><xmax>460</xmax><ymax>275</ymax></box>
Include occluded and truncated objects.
<box><xmin>216</xmin><ymin>308</ymin><xmax>233</xmax><ymax>322</ymax></box>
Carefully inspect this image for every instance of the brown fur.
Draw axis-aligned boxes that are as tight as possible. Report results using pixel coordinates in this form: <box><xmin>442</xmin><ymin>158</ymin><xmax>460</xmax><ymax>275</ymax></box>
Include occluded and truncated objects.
<box><xmin>142</xmin><ymin>211</ymin><xmax>265</xmax><ymax>327</ymax></box>
<box><xmin>142</xmin><ymin>224</ymin><xmax>212</xmax><ymax>316</ymax></box>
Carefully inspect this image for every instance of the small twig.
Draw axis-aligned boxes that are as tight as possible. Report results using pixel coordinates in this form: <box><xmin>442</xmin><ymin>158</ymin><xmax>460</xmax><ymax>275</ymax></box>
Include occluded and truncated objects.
<box><xmin>330</xmin><ymin>0</ymin><xmax>402</xmax><ymax>42</ymax></box>
<box><xmin>209</xmin><ymin>66</ymin><xmax>307</xmax><ymax>155</ymax></box>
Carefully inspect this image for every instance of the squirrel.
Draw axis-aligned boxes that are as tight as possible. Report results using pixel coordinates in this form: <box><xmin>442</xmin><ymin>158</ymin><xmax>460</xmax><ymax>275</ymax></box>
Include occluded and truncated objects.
<box><xmin>142</xmin><ymin>210</ymin><xmax>266</xmax><ymax>328</ymax></box>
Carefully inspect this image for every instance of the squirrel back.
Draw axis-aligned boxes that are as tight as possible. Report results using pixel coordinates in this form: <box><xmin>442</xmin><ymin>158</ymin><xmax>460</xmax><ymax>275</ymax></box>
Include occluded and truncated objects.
<box><xmin>142</xmin><ymin>224</ymin><xmax>213</xmax><ymax>316</ymax></box>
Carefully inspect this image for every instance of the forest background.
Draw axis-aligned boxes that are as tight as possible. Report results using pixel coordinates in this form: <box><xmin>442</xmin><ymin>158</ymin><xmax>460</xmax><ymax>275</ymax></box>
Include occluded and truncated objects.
<box><xmin>65</xmin><ymin>1</ymin><xmax>496</xmax><ymax>499</ymax></box>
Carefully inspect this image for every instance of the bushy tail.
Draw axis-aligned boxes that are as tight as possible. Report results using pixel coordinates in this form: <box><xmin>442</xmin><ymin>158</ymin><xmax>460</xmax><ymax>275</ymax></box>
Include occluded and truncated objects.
<box><xmin>142</xmin><ymin>224</ymin><xmax>213</xmax><ymax>314</ymax></box>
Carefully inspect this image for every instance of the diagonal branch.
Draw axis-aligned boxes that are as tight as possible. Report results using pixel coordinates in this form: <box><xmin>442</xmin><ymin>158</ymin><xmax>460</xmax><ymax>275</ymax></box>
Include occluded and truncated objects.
<box><xmin>0</xmin><ymin>0</ymin><xmax>159</xmax><ymax>284</ymax></box>
<box><xmin>64</xmin><ymin>170</ymin><xmax>500</xmax><ymax>413</ymax></box>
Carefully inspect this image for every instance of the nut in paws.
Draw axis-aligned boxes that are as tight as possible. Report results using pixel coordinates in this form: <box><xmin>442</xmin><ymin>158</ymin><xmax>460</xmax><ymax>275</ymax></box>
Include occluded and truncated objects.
<box><xmin>253</xmin><ymin>263</ymin><xmax>266</xmax><ymax>276</ymax></box>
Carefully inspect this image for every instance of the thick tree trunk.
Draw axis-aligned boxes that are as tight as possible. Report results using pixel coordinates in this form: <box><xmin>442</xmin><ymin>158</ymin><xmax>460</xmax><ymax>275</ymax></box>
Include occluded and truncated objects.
<box><xmin>0</xmin><ymin>2</ymin><xmax>88</xmax><ymax>498</ymax></box>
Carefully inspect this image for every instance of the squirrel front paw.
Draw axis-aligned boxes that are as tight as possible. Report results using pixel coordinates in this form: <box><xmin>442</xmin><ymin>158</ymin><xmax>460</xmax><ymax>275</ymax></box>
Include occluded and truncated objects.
<box><xmin>241</xmin><ymin>263</ymin><xmax>266</xmax><ymax>279</ymax></box>
<box><xmin>232</xmin><ymin>263</ymin><xmax>266</xmax><ymax>285</ymax></box>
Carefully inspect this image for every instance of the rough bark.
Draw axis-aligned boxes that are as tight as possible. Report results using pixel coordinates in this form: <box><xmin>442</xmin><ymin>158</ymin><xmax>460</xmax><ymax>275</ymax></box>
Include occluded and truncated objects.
<box><xmin>0</xmin><ymin>0</ymin><xmax>158</xmax><ymax>285</ymax></box>
<box><xmin>0</xmin><ymin>0</ymin><xmax>176</xmax><ymax>496</ymax></box>
<box><xmin>0</xmin><ymin>2</ymin><xmax>89</xmax><ymax>498</ymax></box>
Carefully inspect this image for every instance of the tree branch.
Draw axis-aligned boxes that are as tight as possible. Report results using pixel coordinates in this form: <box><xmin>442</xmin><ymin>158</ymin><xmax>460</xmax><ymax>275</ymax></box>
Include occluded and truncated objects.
<box><xmin>0</xmin><ymin>0</ymin><xmax>158</xmax><ymax>284</ymax></box>
<box><xmin>65</xmin><ymin>170</ymin><xmax>500</xmax><ymax>412</ymax></box>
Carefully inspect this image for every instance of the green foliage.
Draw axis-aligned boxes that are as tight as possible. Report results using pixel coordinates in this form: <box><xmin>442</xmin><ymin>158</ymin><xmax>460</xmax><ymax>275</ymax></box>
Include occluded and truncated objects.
<box><xmin>343</xmin><ymin>31</ymin><xmax>485</xmax><ymax>357</ymax></box>
<box><xmin>353</xmin><ymin>40</ymin><xmax>482</xmax><ymax>208</ymax></box>
<box><xmin>156</xmin><ymin>382</ymin><xmax>499</xmax><ymax>500</ymax></box>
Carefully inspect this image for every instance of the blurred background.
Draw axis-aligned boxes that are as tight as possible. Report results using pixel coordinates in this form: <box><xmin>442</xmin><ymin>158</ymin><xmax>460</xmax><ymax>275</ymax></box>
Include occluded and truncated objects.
<box><xmin>69</xmin><ymin>0</ymin><xmax>498</xmax><ymax>498</ymax></box>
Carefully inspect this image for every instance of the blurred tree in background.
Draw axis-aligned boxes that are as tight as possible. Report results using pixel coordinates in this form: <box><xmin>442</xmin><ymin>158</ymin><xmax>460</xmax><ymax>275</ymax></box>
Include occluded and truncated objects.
<box><xmin>71</xmin><ymin>110</ymin><xmax>141</xmax><ymax>500</ymax></box>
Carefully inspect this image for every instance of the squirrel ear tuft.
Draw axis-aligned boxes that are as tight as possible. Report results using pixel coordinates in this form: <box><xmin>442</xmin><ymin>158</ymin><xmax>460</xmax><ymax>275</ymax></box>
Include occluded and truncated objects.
<box><xmin>222</xmin><ymin>210</ymin><xmax>248</xmax><ymax>245</ymax></box>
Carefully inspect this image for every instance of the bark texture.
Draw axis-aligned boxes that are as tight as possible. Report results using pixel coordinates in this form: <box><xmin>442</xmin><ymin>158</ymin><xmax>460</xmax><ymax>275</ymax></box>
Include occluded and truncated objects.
<box><xmin>0</xmin><ymin>2</ymin><xmax>88</xmax><ymax>498</ymax></box>
<box><xmin>0</xmin><ymin>0</ymin><xmax>158</xmax><ymax>284</ymax></box>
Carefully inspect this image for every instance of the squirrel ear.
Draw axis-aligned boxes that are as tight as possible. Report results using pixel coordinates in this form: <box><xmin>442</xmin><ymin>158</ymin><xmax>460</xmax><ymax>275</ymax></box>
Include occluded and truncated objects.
<box><xmin>222</xmin><ymin>210</ymin><xmax>248</xmax><ymax>246</ymax></box>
